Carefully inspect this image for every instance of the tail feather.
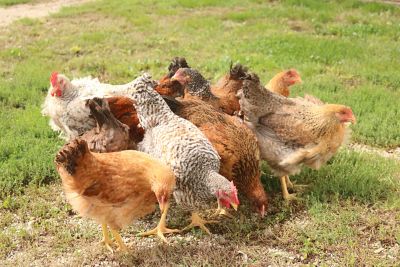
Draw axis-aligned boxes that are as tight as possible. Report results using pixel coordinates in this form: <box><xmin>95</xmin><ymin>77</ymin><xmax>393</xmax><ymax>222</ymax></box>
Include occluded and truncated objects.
<box><xmin>167</xmin><ymin>57</ymin><xmax>190</xmax><ymax>78</ymax></box>
<box><xmin>87</xmin><ymin>98</ymin><xmax>120</xmax><ymax>129</ymax></box>
<box><xmin>230</xmin><ymin>63</ymin><xmax>249</xmax><ymax>80</ymax></box>
<box><xmin>55</xmin><ymin>139</ymin><xmax>89</xmax><ymax>175</ymax></box>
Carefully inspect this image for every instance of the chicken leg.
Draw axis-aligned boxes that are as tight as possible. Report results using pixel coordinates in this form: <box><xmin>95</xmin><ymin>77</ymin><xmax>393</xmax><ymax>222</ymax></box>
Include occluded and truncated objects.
<box><xmin>285</xmin><ymin>176</ymin><xmax>309</xmax><ymax>192</ymax></box>
<box><xmin>110</xmin><ymin>229</ymin><xmax>128</xmax><ymax>252</ymax></box>
<box><xmin>280</xmin><ymin>176</ymin><xmax>298</xmax><ymax>201</ymax></box>
<box><xmin>182</xmin><ymin>212</ymin><xmax>219</xmax><ymax>235</ymax></box>
<box><xmin>138</xmin><ymin>202</ymin><xmax>180</xmax><ymax>242</ymax></box>
<box><xmin>100</xmin><ymin>224</ymin><xmax>114</xmax><ymax>253</ymax></box>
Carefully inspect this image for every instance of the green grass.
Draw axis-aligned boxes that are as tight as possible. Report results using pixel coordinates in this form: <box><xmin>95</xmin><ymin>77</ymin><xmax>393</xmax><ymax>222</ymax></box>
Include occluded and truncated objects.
<box><xmin>0</xmin><ymin>0</ymin><xmax>39</xmax><ymax>6</ymax></box>
<box><xmin>1</xmin><ymin>0</ymin><xmax>399</xmax><ymax>196</ymax></box>
<box><xmin>0</xmin><ymin>0</ymin><xmax>399</xmax><ymax>265</ymax></box>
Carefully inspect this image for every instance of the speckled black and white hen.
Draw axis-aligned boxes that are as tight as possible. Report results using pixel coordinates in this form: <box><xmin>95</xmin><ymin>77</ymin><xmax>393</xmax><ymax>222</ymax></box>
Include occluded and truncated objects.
<box><xmin>128</xmin><ymin>73</ymin><xmax>240</xmax><ymax>234</ymax></box>
<box><xmin>41</xmin><ymin>72</ymin><xmax>138</xmax><ymax>141</ymax></box>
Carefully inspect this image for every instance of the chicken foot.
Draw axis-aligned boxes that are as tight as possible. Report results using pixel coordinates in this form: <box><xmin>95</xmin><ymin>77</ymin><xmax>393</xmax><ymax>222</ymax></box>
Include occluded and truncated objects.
<box><xmin>110</xmin><ymin>229</ymin><xmax>128</xmax><ymax>252</ymax></box>
<box><xmin>182</xmin><ymin>212</ymin><xmax>219</xmax><ymax>235</ymax></box>
<box><xmin>100</xmin><ymin>224</ymin><xmax>114</xmax><ymax>253</ymax></box>
<box><xmin>138</xmin><ymin>202</ymin><xmax>180</xmax><ymax>243</ymax></box>
<box><xmin>285</xmin><ymin>176</ymin><xmax>309</xmax><ymax>192</ymax></box>
<box><xmin>99</xmin><ymin>224</ymin><xmax>128</xmax><ymax>253</ymax></box>
<box><xmin>280</xmin><ymin>176</ymin><xmax>299</xmax><ymax>201</ymax></box>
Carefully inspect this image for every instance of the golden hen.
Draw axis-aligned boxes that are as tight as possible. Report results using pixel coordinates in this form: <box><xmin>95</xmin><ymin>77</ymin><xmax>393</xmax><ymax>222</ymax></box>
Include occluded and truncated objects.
<box><xmin>237</xmin><ymin>74</ymin><xmax>356</xmax><ymax>201</ymax></box>
<box><xmin>55</xmin><ymin>139</ymin><xmax>177</xmax><ymax>252</ymax></box>
<box><xmin>266</xmin><ymin>69</ymin><xmax>302</xmax><ymax>97</ymax></box>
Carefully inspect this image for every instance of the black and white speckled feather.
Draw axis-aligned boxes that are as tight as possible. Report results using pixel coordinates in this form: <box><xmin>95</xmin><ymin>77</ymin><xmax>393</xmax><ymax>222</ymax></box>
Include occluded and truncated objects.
<box><xmin>130</xmin><ymin>74</ymin><xmax>233</xmax><ymax>211</ymax></box>
<box><xmin>41</xmin><ymin>74</ymin><xmax>146</xmax><ymax>141</ymax></box>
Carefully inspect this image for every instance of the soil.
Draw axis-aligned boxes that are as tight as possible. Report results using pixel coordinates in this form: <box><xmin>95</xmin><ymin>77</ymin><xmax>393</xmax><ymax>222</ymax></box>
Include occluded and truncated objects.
<box><xmin>0</xmin><ymin>0</ymin><xmax>92</xmax><ymax>27</ymax></box>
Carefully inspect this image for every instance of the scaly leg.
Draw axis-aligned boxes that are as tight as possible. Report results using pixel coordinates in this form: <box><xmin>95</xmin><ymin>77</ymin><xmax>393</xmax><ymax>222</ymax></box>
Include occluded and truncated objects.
<box><xmin>110</xmin><ymin>229</ymin><xmax>128</xmax><ymax>252</ymax></box>
<box><xmin>182</xmin><ymin>212</ymin><xmax>219</xmax><ymax>235</ymax></box>
<box><xmin>99</xmin><ymin>224</ymin><xmax>114</xmax><ymax>253</ymax></box>
<box><xmin>280</xmin><ymin>176</ymin><xmax>298</xmax><ymax>201</ymax></box>
<box><xmin>138</xmin><ymin>202</ymin><xmax>180</xmax><ymax>243</ymax></box>
<box><xmin>285</xmin><ymin>176</ymin><xmax>294</xmax><ymax>189</ymax></box>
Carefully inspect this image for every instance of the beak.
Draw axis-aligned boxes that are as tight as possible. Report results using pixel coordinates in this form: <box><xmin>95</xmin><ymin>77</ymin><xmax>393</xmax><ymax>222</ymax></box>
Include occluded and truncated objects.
<box><xmin>350</xmin><ymin>115</ymin><xmax>356</xmax><ymax>124</ymax></box>
<box><xmin>260</xmin><ymin>205</ymin><xmax>265</xmax><ymax>218</ymax></box>
<box><xmin>231</xmin><ymin>203</ymin><xmax>238</xmax><ymax>211</ymax></box>
<box><xmin>296</xmin><ymin>76</ymin><xmax>303</xmax><ymax>84</ymax></box>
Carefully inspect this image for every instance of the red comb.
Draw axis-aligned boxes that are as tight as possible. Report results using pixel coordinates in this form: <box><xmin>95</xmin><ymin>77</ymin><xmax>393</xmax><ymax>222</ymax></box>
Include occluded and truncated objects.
<box><xmin>287</xmin><ymin>69</ymin><xmax>299</xmax><ymax>76</ymax></box>
<box><xmin>50</xmin><ymin>71</ymin><xmax>58</xmax><ymax>87</ymax></box>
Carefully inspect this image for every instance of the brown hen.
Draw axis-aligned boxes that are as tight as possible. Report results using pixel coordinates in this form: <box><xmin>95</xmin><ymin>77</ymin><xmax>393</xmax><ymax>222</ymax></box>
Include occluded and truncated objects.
<box><xmin>173</xmin><ymin>64</ymin><xmax>249</xmax><ymax>116</ymax></box>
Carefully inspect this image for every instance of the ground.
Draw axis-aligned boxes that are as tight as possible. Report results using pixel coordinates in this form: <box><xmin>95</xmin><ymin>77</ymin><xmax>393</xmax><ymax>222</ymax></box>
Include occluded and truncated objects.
<box><xmin>0</xmin><ymin>0</ymin><xmax>399</xmax><ymax>266</ymax></box>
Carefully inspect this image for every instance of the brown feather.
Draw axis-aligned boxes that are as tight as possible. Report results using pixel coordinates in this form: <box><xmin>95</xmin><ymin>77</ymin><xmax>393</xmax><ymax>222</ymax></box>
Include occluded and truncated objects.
<box><xmin>55</xmin><ymin>139</ymin><xmax>175</xmax><ymax>230</ymax></box>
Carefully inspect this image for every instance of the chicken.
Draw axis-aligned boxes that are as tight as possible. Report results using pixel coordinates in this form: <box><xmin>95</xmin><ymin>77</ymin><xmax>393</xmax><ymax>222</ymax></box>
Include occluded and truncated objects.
<box><xmin>41</xmin><ymin>72</ymin><xmax>139</xmax><ymax>141</ymax></box>
<box><xmin>265</xmin><ymin>69</ymin><xmax>303</xmax><ymax>191</ymax></box>
<box><xmin>103</xmin><ymin>96</ymin><xmax>144</xmax><ymax>144</ymax></box>
<box><xmin>124</xmin><ymin>73</ymin><xmax>240</xmax><ymax>235</ymax></box>
<box><xmin>80</xmin><ymin>98</ymin><xmax>133</xmax><ymax>152</ymax></box>
<box><xmin>55</xmin><ymin>139</ymin><xmax>177</xmax><ymax>252</ymax></box>
<box><xmin>172</xmin><ymin>64</ymin><xmax>249</xmax><ymax>116</ymax></box>
<box><xmin>211</xmin><ymin>63</ymin><xmax>250</xmax><ymax>115</ymax></box>
<box><xmin>266</xmin><ymin>69</ymin><xmax>302</xmax><ymax>97</ymax></box>
<box><xmin>237</xmin><ymin>73</ymin><xmax>356</xmax><ymax>201</ymax></box>
<box><xmin>163</xmin><ymin>97</ymin><xmax>267</xmax><ymax>216</ymax></box>
<box><xmin>104</xmin><ymin>57</ymin><xmax>188</xmax><ymax>143</ymax></box>
<box><xmin>155</xmin><ymin>57</ymin><xmax>188</xmax><ymax>97</ymax></box>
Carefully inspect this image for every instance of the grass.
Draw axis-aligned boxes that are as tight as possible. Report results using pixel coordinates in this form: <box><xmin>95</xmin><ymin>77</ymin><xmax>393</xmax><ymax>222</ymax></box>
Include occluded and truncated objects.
<box><xmin>0</xmin><ymin>0</ymin><xmax>40</xmax><ymax>6</ymax></box>
<box><xmin>0</xmin><ymin>0</ymin><xmax>399</xmax><ymax>265</ymax></box>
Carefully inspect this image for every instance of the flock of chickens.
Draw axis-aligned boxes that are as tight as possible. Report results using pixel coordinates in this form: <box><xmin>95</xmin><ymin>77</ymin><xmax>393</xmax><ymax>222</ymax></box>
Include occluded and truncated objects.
<box><xmin>42</xmin><ymin>57</ymin><xmax>356</xmax><ymax>252</ymax></box>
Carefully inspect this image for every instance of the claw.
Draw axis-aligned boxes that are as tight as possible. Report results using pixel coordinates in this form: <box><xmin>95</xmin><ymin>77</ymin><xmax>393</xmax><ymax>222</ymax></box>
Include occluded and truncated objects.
<box><xmin>182</xmin><ymin>212</ymin><xmax>219</xmax><ymax>235</ymax></box>
<box><xmin>138</xmin><ymin>201</ymin><xmax>179</xmax><ymax>243</ymax></box>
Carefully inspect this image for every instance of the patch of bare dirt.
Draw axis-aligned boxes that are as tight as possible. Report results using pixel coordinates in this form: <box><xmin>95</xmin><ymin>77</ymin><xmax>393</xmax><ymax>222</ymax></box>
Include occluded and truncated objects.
<box><xmin>363</xmin><ymin>0</ymin><xmax>400</xmax><ymax>6</ymax></box>
<box><xmin>0</xmin><ymin>0</ymin><xmax>92</xmax><ymax>27</ymax></box>
<box><xmin>348</xmin><ymin>143</ymin><xmax>400</xmax><ymax>161</ymax></box>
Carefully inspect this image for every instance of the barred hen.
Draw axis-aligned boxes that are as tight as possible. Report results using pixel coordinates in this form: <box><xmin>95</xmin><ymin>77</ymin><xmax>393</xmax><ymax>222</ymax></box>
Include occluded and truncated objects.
<box><xmin>127</xmin><ymin>73</ymin><xmax>239</xmax><ymax>235</ymax></box>
<box><xmin>237</xmin><ymin>74</ymin><xmax>356</xmax><ymax>200</ymax></box>
<box><xmin>163</xmin><ymin>97</ymin><xmax>268</xmax><ymax>216</ymax></box>
<box><xmin>105</xmin><ymin>57</ymin><xmax>188</xmax><ymax>143</ymax></box>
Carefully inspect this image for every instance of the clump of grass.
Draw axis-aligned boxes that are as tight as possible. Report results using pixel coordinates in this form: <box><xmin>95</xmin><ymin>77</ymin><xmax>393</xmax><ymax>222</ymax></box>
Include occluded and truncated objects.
<box><xmin>0</xmin><ymin>0</ymin><xmax>36</xmax><ymax>6</ymax></box>
<box><xmin>292</xmin><ymin>150</ymin><xmax>400</xmax><ymax>203</ymax></box>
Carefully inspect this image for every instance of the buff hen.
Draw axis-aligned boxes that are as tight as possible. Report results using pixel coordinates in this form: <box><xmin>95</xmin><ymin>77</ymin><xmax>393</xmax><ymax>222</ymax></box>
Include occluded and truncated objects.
<box><xmin>55</xmin><ymin>139</ymin><xmax>177</xmax><ymax>252</ymax></box>
<box><xmin>266</xmin><ymin>69</ymin><xmax>302</xmax><ymax>97</ymax></box>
